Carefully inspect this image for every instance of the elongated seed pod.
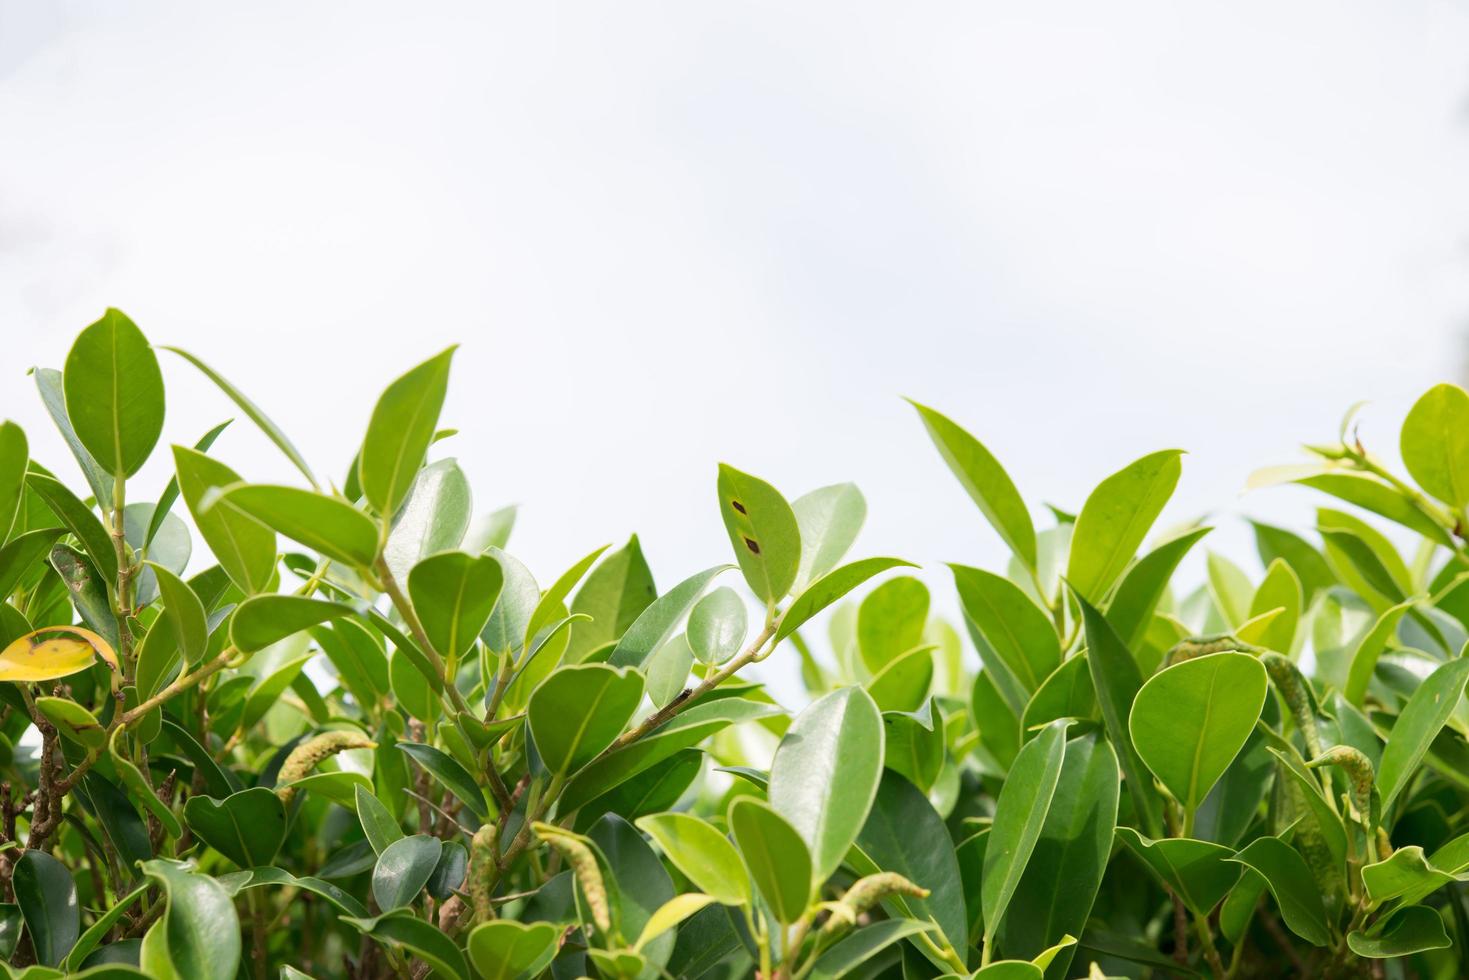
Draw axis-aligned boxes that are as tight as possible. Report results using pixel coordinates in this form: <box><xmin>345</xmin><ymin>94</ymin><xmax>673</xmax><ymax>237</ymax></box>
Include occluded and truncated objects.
<box><xmin>821</xmin><ymin>872</ymin><xmax>929</xmax><ymax>934</ymax></box>
<box><xmin>274</xmin><ymin>730</ymin><xmax>377</xmax><ymax>803</ymax></box>
<box><xmin>468</xmin><ymin>823</ymin><xmax>499</xmax><ymax>923</ymax></box>
<box><xmin>1306</xmin><ymin>745</ymin><xmax>1376</xmax><ymax>829</ymax></box>
<box><xmin>1261</xmin><ymin>653</ymin><xmax>1323</xmax><ymax>759</ymax></box>
<box><xmin>532</xmin><ymin>821</ymin><xmax>611</xmax><ymax>933</ymax></box>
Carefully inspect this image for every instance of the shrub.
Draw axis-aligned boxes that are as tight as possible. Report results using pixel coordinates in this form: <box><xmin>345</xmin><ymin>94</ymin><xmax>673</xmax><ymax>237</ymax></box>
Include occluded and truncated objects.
<box><xmin>0</xmin><ymin>309</ymin><xmax>1465</xmax><ymax>978</ymax></box>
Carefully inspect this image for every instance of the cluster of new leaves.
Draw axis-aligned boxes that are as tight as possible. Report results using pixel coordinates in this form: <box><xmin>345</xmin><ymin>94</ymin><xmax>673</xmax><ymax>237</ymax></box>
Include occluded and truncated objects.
<box><xmin>2</xmin><ymin>311</ymin><xmax>1469</xmax><ymax>979</ymax></box>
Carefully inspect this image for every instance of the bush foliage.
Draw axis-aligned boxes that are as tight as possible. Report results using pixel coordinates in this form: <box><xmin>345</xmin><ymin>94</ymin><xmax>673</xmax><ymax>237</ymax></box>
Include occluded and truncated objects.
<box><xmin>0</xmin><ymin>310</ymin><xmax>1467</xmax><ymax>978</ymax></box>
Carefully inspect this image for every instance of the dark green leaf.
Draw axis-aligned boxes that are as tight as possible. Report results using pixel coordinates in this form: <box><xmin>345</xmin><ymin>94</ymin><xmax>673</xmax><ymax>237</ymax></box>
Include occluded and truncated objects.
<box><xmin>13</xmin><ymin>850</ymin><xmax>79</xmax><ymax>967</ymax></box>
<box><xmin>63</xmin><ymin>309</ymin><xmax>164</xmax><ymax>478</ymax></box>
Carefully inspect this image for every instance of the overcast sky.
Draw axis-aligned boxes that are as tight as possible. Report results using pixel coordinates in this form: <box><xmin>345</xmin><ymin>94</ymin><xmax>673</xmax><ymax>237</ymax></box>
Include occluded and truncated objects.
<box><xmin>3</xmin><ymin>2</ymin><xmax>1468</xmax><ymax>692</ymax></box>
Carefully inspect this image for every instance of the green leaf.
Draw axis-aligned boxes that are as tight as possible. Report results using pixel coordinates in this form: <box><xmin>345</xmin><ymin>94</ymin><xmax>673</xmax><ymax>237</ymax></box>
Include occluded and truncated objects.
<box><xmin>1105</xmin><ymin>526</ymin><xmax>1212</xmax><ymax>649</ymax></box>
<box><xmin>558</xmin><ymin>698</ymin><xmax>778</xmax><ymax>813</ymax></box>
<box><xmin>566</xmin><ymin>535</ymin><xmax>657</xmax><ymax>663</ymax></box>
<box><xmin>0</xmin><ymin>421</ymin><xmax>22</xmax><ymax>544</ymax></box>
<box><xmin>999</xmin><ymin>735</ymin><xmax>1119</xmax><ymax>977</ymax></box>
<box><xmin>343</xmin><ymin>911</ymin><xmax>468</xmax><ymax>980</ymax></box>
<box><xmin>776</xmin><ymin>557</ymin><xmax>916</xmax><ymax>645</ymax></box>
<box><xmin>528</xmin><ymin>663</ymin><xmax>644</xmax><ymax>775</ymax></box>
<box><xmin>383</xmin><ymin>459</ymin><xmax>472</xmax><ymax>583</ymax></box>
<box><xmin>791</xmin><ymin>482</ymin><xmax>866</xmax><ymax>592</ymax></box>
<box><xmin>1378</xmin><ymin>656</ymin><xmax>1469</xmax><ymax>812</ymax></box>
<box><xmin>33</xmin><ymin>367</ymin><xmax>111</xmax><ymax>503</ymax></box>
<box><xmin>220</xmin><ymin>867</ymin><xmax>367</xmax><ymax>918</ymax></box>
<box><xmin>769</xmin><ymin>686</ymin><xmax>884</xmax><ymax>886</ymax></box>
<box><xmin>1130</xmin><ymin>652</ymin><xmax>1266</xmax><ymax>821</ymax></box>
<box><xmin>1401</xmin><ymin>383</ymin><xmax>1469</xmax><ymax>506</ymax></box>
<box><xmin>0</xmin><ymin>528</ymin><xmax>63</xmax><ymax>600</ymax></box>
<box><xmin>1227</xmin><ymin>837</ymin><xmax>1330</xmax><ymax>946</ymax></box>
<box><xmin>1342</xmin><ymin>599</ymin><xmax>1413</xmax><ymax>709</ymax></box>
<box><xmin>34</xmin><ymin>697</ymin><xmax>105</xmax><ymax>750</ymax></box>
<box><xmin>1250</xmin><ymin>520</ymin><xmax>1336</xmax><ymax>603</ymax></box>
<box><xmin>1248</xmin><ymin>558</ymin><xmax>1302</xmax><ymax>654</ymax></box>
<box><xmin>61</xmin><ymin>884</ymin><xmax>147</xmax><ymax>971</ymax></box>
<box><xmin>952</xmin><ymin>565</ymin><xmax>1060</xmax><ymax>693</ymax></box>
<box><xmin>26</xmin><ymin>471</ymin><xmax>118</xmax><ymax>584</ymax></box>
<box><xmin>63</xmin><ymin>308</ymin><xmax>164</xmax><ymax>478</ymax></box>
<box><xmin>1347</xmin><ymin>905</ymin><xmax>1450</xmax><ymax>959</ymax></box>
<box><xmin>146</xmin><ymin>419</ymin><xmax>231</xmax><ymax>549</ymax></box>
<box><xmin>1115</xmin><ymin>828</ymin><xmax>1240</xmax><ymax>917</ymax></box>
<box><xmin>406</xmin><ymin>551</ymin><xmax>502</xmax><ymax>661</ymax></box>
<box><xmin>807</xmin><ymin>919</ymin><xmax>937</xmax><ymax>980</ymax></box>
<box><xmin>372</xmin><ymin>835</ymin><xmax>442</xmax><ymax>910</ymax></box>
<box><xmin>636</xmin><ymin>812</ymin><xmax>749</xmax><ymax>905</ymax></box>
<box><xmin>644</xmin><ymin>632</ymin><xmax>695</xmax><ymax>709</ymax></box>
<box><xmin>1067</xmin><ymin>450</ymin><xmax>1183</xmax><ymax>604</ymax></box>
<box><xmin>212</xmin><ymin>485</ymin><xmax>377</xmax><ymax>568</ymax></box>
<box><xmin>181</xmin><ymin>788</ymin><xmax>286</xmax><ymax>868</ymax></box>
<box><xmin>866</xmin><ymin>645</ymin><xmax>934</xmax><ymax>713</ymax></box>
<box><xmin>159</xmin><ymin>346</ymin><xmax>318</xmax><ymax>488</ymax></box>
<box><xmin>854</xmin><ymin>771</ymin><xmax>968</xmax><ymax>960</ymax></box>
<box><xmin>358</xmin><ymin>346</ymin><xmax>456</xmax><ymax>517</ymax></box>
<box><xmin>147</xmin><ymin>563</ymin><xmax>208</xmax><ymax>667</ymax></box>
<box><xmin>608</xmin><ymin>565</ymin><xmax>730</xmax><ymax>669</ymax></box>
<box><xmin>13</xmin><ymin>850</ymin><xmax>79</xmax><ymax>967</ymax></box>
<box><xmin>728</xmin><ymin>797</ymin><xmax>810</xmax><ymax>923</ymax></box>
<box><xmin>908</xmin><ymin>399</ymin><xmax>1036</xmax><ymax>570</ymax></box>
<box><xmin>173</xmin><ymin>446</ymin><xmax>276</xmax><ymax>595</ymax></box>
<box><xmin>983</xmin><ymin>719</ymin><xmax>1067</xmax><ymax>945</ymax></box>
<box><xmin>716</xmin><ymin>463</ymin><xmax>801</xmax><ymax>603</ymax></box>
<box><xmin>138</xmin><ymin>858</ymin><xmax>240</xmax><ymax>980</ymax></box>
<box><xmin>1076</xmin><ymin>594</ymin><xmax>1161</xmax><ymax>837</ymax></box>
<box><xmin>856</xmin><ymin>575</ymin><xmax>929</xmax><ymax>673</ymax></box>
<box><xmin>588</xmin><ymin>814</ymin><xmax>677</xmax><ymax>970</ymax></box>
<box><xmin>466</xmin><ymin>920</ymin><xmax>560</xmax><ymax>980</ymax></box>
<box><xmin>882</xmin><ymin>699</ymin><xmax>945</xmax><ymax>792</ymax></box>
<box><xmin>1361</xmin><ymin>846</ymin><xmax>1457</xmax><ymax>906</ymax></box>
<box><xmin>1300</xmin><ymin>472</ymin><xmax>1453</xmax><ymax>547</ymax></box>
<box><xmin>1020</xmin><ymin>654</ymin><xmax>1097</xmax><ymax>735</ymax></box>
<box><xmin>229</xmin><ymin>595</ymin><xmax>355</xmax><ymax>653</ymax></box>
<box><xmin>396</xmin><ymin>742</ymin><xmax>490</xmax><ymax>821</ymax></box>
<box><xmin>687</xmin><ymin>587</ymin><xmax>747</xmax><ymax>665</ymax></box>
<box><xmin>354</xmin><ymin>785</ymin><xmax>405</xmax><ymax>855</ymax></box>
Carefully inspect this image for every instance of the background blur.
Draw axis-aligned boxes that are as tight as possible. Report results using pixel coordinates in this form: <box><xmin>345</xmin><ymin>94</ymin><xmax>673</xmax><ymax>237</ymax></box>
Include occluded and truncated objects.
<box><xmin>3</xmin><ymin>2</ymin><xmax>1468</xmax><ymax>694</ymax></box>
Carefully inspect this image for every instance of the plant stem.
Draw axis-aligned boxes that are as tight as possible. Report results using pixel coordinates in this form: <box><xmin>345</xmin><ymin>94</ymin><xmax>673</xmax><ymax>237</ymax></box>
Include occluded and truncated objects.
<box><xmin>374</xmin><ymin>556</ymin><xmax>472</xmax><ymax>716</ymax></box>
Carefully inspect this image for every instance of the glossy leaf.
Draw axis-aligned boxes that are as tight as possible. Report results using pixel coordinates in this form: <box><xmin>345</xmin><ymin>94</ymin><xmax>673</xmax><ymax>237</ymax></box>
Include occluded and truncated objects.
<box><xmin>716</xmin><ymin>463</ymin><xmax>801</xmax><ymax>604</ymax></box>
<box><xmin>1227</xmin><ymin>837</ymin><xmax>1329</xmax><ymax>946</ymax></box>
<box><xmin>1115</xmin><ymin>828</ymin><xmax>1240</xmax><ymax>917</ymax></box>
<box><xmin>343</xmin><ymin>911</ymin><xmax>468</xmax><ymax>980</ymax></box>
<box><xmin>999</xmin><ymin>735</ymin><xmax>1119</xmax><ymax>977</ymax></box>
<box><xmin>182</xmin><ymin>788</ymin><xmax>286</xmax><ymax>868</ymax></box>
<box><xmin>566</xmin><ymin>534</ymin><xmax>657</xmax><ymax>663</ymax></box>
<box><xmin>14</xmin><ymin>850</ymin><xmax>79</xmax><ymax>967</ymax></box>
<box><xmin>983</xmin><ymin>720</ymin><xmax>1067</xmax><ymax>945</ymax></box>
<box><xmin>1067</xmin><ymin>450</ymin><xmax>1183</xmax><ymax>603</ymax></box>
<box><xmin>358</xmin><ymin>346</ymin><xmax>456</xmax><ymax>517</ymax></box>
<box><xmin>1401</xmin><ymin>383</ymin><xmax>1469</xmax><ymax>506</ymax></box>
<box><xmin>372</xmin><ymin>835</ymin><xmax>442</xmax><ymax>911</ymax></box>
<box><xmin>63</xmin><ymin>308</ymin><xmax>164</xmax><ymax>478</ymax></box>
<box><xmin>728</xmin><ymin>797</ymin><xmax>810</xmax><ymax>924</ymax></box>
<box><xmin>396</xmin><ymin>742</ymin><xmax>490</xmax><ymax>821</ymax></box>
<box><xmin>791</xmin><ymin>482</ymin><xmax>866</xmax><ymax>591</ymax></box>
<box><xmin>909</xmin><ymin>399</ymin><xmax>1036</xmax><ymax>570</ymax></box>
<box><xmin>1129</xmin><ymin>652</ymin><xmax>1266</xmax><ymax>817</ymax></box>
<box><xmin>1347</xmin><ymin>905</ymin><xmax>1451</xmax><ymax>959</ymax></box>
<box><xmin>687</xmin><ymin>586</ymin><xmax>747</xmax><ymax>665</ymax></box>
<box><xmin>776</xmin><ymin>556</ymin><xmax>916</xmax><ymax>644</ymax></box>
<box><xmin>139</xmin><ymin>859</ymin><xmax>240</xmax><ymax>980</ymax></box>
<box><xmin>1106</xmin><ymin>526</ymin><xmax>1211</xmax><ymax>649</ymax></box>
<box><xmin>857</xmin><ymin>575</ymin><xmax>930</xmax><ymax>671</ymax></box>
<box><xmin>354</xmin><ymin>785</ymin><xmax>404</xmax><ymax>855</ymax></box>
<box><xmin>173</xmin><ymin>446</ymin><xmax>276</xmax><ymax>594</ymax></box>
<box><xmin>768</xmin><ymin>686</ymin><xmax>884</xmax><ymax>885</ymax></box>
<box><xmin>636</xmin><ymin>812</ymin><xmax>749</xmax><ymax>905</ymax></box>
<box><xmin>952</xmin><ymin>564</ymin><xmax>1060</xmax><ymax>692</ymax></box>
<box><xmin>608</xmin><ymin>564</ymin><xmax>728</xmax><ymax>668</ymax></box>
<box><xmin>1378</xmin><ymin>656</ymin><xmax>1469</xmax><ymax>812</ymax></box>
<box><xmin>212</xmin><ymin>484</ymin><xmax>377</xmax><ymax>567</ymax></box>
<box><xmin>466</xmin><ymin>920</ymin><xmax>560</xmax><ymax>980</ymax></box>
<box><xmin>528</xmin><ymin>663</ymin><xmax>644</xmax><ymax>775</ymax></box>
<box><xmin>229</xmin><ymin>595</ymin><xmax>356</xmax><ymax>653</ymax></box>
<box><xmin>407</xmin><ymin>550</ymin><xmax>502</xmax><ymax>661</ymax></box>
<box><xmin>159</xmin><ymin>346</ymin><xmax>318</xmax><ymax>488</ymax></box>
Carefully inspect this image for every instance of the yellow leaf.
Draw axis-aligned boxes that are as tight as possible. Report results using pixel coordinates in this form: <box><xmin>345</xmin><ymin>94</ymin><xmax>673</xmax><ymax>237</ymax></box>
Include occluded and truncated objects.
<box><xmin>0</xmin><ymin>627</ymin><xmax>118</xmax><ymax>683</ymax></box>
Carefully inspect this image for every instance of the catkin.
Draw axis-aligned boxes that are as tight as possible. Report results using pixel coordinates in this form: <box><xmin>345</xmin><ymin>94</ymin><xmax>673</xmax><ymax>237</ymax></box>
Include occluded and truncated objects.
<box><xmin>822</xmin><ymin>872</ymin><xmax>929</xmax><ymax>933</ymax></box>
<box><xmin>1261</xmin><ymin>653</ymin><xmax>1323</xmax><ymax>759</ymax></box>
<box><xmin>274</xmin><ymin>730</ymin><xmax>377</xmax><ymax>803</ymax></box>
<box><xmin>531</xmin><ymin>822</ymin><xmax>611</xmax><ymax>933</ymax></box>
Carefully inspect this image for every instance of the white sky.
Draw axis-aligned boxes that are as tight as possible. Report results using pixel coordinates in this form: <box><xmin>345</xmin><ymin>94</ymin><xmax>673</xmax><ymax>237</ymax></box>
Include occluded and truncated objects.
<box><xmin>3</xmin><ymin>2</ymin><xmax>1469</xmax><ymax>693</ymax></box>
